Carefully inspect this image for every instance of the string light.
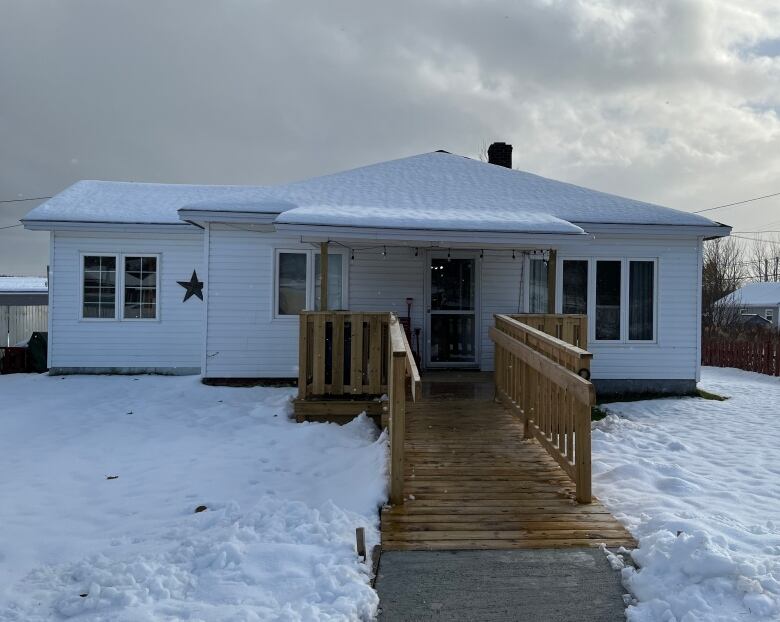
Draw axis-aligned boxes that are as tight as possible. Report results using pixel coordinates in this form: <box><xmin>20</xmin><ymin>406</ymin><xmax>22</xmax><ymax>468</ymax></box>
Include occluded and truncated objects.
<box><xmin>382</xmin><ymin>245</ymin><xmax>387</xmax><ymax>257</ymax></box>
<box><xmin>512</xmin><ymin>249</ymin><xmax>516</xmax><ymax>260</ymax></box>
<box><xmin>480</xmin><ymin>249</ymin><xmax>484</xmax><ymax>259</ymax></box>
<box><xmin>414</xmin><ymin>248</ymin><xmax>419</xmax><ymax>257</ymax></box>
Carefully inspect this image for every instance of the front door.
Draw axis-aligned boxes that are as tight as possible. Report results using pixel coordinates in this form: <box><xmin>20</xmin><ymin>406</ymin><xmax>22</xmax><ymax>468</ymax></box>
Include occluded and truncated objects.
<box><xmin>426</xmin><ymin>253</ymin><xmax>479</xmax><ymax>367</ymax></box>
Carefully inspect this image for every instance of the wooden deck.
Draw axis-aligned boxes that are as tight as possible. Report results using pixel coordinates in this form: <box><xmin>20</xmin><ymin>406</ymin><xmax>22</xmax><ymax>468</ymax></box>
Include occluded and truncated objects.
<box><xmin>381</xmin><ymin>387</ymin><xmax>636</xmax><ymax>551</ymax></box>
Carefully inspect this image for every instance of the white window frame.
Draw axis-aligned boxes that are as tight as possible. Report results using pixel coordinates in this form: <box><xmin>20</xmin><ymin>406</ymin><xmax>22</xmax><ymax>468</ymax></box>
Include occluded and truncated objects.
<box><xmin>273</xmin><ymin>247</ymin><xmax>348</xmax><ymax>319</ymax></box>
<box><xmin>555</xmin><ymin>256</ymin><xmax>658</xmax><ymax>344</ymax></box>
<box><xmin>121</xmin><ymin>254</ymin><xmax>161</xmax><ymax>322</ymax></box>
<box><xmin>626</xmin><ymin>258</ymin><xmax>658</xmax><ymax>343</ymax></box>
<box><xmin>79</xmin><ymin>252</ymin><xmax>161</xmax><ymax>322</ymax></box>
<box><xmin>79</xmin><ymin>253</ymin><xmax>120</xmax><ymax>321</ymax></box>
<box><xmin>558</xmin><ymin>256</ymin><xmax>590</xmax><ymax>316</ymax></box>
<box><xmin>766</xmin><ymin>308</ymin><xmax>774</xmax><ymax>322</ymax></box>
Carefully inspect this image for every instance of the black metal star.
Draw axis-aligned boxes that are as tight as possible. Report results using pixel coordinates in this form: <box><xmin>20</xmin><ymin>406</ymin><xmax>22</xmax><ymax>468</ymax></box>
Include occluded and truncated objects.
<box><xmin>177</xmin><ymin>270</ymin><xmax>204</xmax><ymax>302</ymax></box>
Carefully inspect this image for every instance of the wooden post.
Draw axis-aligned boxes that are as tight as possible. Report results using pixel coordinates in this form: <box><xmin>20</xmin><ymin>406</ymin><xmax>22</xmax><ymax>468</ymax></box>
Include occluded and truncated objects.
<box><xmin>298</xmin><ymin>313</ymin><xmax>309</xmax><ymax>399</ymax></box>
<box><xmin>547</xmin><ymin>250</ymin><xmax>557</xmax><ymax>313</ymax></box>
<box><xmin>575</xmin><ymin>400</ymin><xmax>592</xmax><ymax>503</ymax></box>
<box><xmin>389</xmin><ymin>351</ymin><xmax>406</xmax><ymax>505</ymax></box>
<box><xmin>320</xmin><ymin>241</ymin><xmax>329</xmax><ymax>311</ymax></box>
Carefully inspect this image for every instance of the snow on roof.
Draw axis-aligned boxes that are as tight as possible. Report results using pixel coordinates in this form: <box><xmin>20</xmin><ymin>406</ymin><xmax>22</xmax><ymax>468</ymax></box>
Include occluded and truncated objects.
<box><xmin>247</xmin><ymin>152</ymin><xmax>721</xmax><ymax>229</ymax></box>
<box><xmin>23</xmin><ymin>180</ymin><xmax>270</xmax><ymax>225</ymax></box>
<box><xmin>721</xmin><ymin>282</ymin><xmax>780</xmax><ymax>306</ymax></box>
<box><xmin>275</xmin><ymin>204</ymin><xmax>584</xmax><ymax>234</ymax></box>
<box><xmin>0</xmin><ymin>276</ymin><xmax>48</xmax><ymax>293</ymax></box>
<box><xmin>24</xmin><ymin>152</ymin><xmax>726</xmax><ymax>233</ymax></box>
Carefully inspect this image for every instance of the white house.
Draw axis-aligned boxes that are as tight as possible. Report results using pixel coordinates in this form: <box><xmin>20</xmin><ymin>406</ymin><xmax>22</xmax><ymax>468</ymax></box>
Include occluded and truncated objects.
<box><xmin>22</xmin><ymin>144</ymin><xmax>730</xmax><ymax>395</ymax></box>
<box><xmin>720</xmin><ymin>282</ymin><xmax>780</xmax><ymax>329</ymax></box>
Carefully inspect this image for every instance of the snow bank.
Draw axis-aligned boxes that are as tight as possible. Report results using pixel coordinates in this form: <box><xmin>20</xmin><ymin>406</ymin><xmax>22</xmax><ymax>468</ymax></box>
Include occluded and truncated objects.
<box><xmin>0</xmin><ymin>374</ymin><xmax>386</xmax><ymax>620</ymax></box>
<box><xmin>593</xmin><ymin>367</ymin><xmax>780</xmax><ymax>621</ymax></box>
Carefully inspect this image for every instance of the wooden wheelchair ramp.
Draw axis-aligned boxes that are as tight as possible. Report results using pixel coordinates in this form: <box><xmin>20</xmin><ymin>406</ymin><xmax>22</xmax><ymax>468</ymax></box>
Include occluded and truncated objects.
<box><xmin>381</xmin><ymin>397</ymin><xmax>635</xmax><ymax>551</ymax></box>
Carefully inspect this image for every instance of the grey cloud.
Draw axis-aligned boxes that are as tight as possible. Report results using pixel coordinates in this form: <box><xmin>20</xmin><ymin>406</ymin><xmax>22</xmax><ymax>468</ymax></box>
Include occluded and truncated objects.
<box><xmin>2</xmin><ymin>0</ymin><xmax>780</xmax><ymax>275</ymax></box>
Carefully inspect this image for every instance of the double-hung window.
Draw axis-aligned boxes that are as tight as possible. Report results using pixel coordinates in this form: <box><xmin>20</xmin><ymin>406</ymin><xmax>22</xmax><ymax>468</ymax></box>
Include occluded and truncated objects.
<box><xmin>123</xmin><ymin>256</ymin><xmax>158</xmax><ymax>319</ymax></box>
<box><xmin>628</xmin><ymin>260</ymin><xmax>655</xmax><ymax>340</ymax></box>
<box><xmin>275</xmin><ymin>249</ymin><xmax>347</xmax><ymax>317</ymax></box>
<box><xmin>81</xmin><ymin>254</ymin><xmax>159</xmax><ymax>320</ymax></box>
<box><xmin>83</xmin><ymin>255</ymin><xmax>117</xmax><ymax>319</ymax></box>
<box><xmin>562</xmin><ymin>260</ymin><xmax>588</xmax><ymax>315</ymax></box>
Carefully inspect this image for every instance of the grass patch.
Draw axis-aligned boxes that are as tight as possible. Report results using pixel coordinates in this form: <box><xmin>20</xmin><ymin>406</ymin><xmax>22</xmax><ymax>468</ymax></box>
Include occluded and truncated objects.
<box><xmin>695</xmin><ymin>388</ymin><xmax>728</xmax><ymax>401</ymax></box>
<box><xmin>591</xmin><ymin>405</ymin><xmax>610</xmax><ymax>421</ymax></box>
<box><xmin>592</xmin><ymin>388</ymin><xmax>729</xmax><ymax>421</ymax></box>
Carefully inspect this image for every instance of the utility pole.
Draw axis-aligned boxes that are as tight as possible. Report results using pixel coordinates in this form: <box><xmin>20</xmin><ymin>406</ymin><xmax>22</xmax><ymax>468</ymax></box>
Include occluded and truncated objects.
<box><xmin>766</xmin><ymin>259</ymin><xmax>769</xmax><ymax>282</ymax></box>
<box><xmin>775</xmin><ymin>257</ymin><xmax>779</xmax><ymax>282</ymax></box>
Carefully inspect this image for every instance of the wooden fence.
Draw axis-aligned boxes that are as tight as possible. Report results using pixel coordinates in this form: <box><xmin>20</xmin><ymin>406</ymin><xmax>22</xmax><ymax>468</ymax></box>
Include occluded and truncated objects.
<box><xmin>703</xmin><ymin>337</ymin><xmax>780</xmax><ymax>376</ymax></box>
<box><xmin>490</xmin><ymin>314</ymin><xmax>595</xmax><ymax>503</ymax></box>
<box><xmin>298</xmin><ymin>311</ymin><xmax>420</xmax><ymax>505</ymax></box>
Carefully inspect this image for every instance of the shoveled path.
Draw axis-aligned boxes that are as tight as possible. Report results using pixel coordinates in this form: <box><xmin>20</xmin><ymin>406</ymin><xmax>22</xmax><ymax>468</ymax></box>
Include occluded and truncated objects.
<box><xmin>375</xmin><ymin>372</ymin><xmax>632</xmax><ymax>620</ymax></box>
<box><xmin>375</xmin><ymin>548</ymin><xmax>629</xmax><ymax>621</ymax></box>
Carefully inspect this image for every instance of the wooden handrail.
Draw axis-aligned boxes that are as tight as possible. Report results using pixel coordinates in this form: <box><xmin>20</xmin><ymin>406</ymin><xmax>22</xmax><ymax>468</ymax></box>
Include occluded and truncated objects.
<box><xmin>509</xmin><ymin>313</ymin><xmax>588</xmax><ymax>351</ymax></box>
<box><xmin>298</xmin><ymin>311</ymin><xmax>418</xmax><ymax>505</ymax></box>
<box><xmin>498</xmin><ymin>315</ymin><xmax>592</xmax><ymax>376</ymax></box>
<box><xmin>491</xmin><ymin>314</ymin><xmax>595</xmax><ymax>503</ymax></box>
<box><xmin>387</xmin><ymin>314</ymin><xmax>420</xmax><ymax>504</ymax></box>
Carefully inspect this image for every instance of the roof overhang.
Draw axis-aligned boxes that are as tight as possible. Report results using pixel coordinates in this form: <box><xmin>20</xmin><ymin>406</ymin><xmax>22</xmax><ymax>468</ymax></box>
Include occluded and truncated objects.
<box><xmin>274</xmin><ymin>223</ymin><xmax>591</xmax><ymax>248</ymax></box>
<box><xmin>573</xmin><ymin>222</ymin><xmax>732</xmax><ymax>239</ymax></box>
<box><xmin>177</xmin><ymin>209</ymin><xmax>279</xmax><ymax>228</ymax></box>
<box><xmin>22</xmin><ymin>220</ymin><xmax>200</xmax><ymax>234</ymax></box>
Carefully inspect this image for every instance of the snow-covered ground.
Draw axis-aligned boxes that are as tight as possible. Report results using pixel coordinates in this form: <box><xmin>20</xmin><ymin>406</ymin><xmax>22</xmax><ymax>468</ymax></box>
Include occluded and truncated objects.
<box><xmin>593</xmin><ymin>367</ymin><xmax>780</xmax><ymax>622</ymax></box>
<box><xmin>0</xmin><ymin>374</ymin><xmax>386</xmax><ymax>621</ymax></box>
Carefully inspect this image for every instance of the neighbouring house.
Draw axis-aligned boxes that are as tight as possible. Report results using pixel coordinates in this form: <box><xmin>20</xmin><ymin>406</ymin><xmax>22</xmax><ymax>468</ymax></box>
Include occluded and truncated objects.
<box><xmin>0</xmin><ymin>276</ymin><xmax>48</xmax><ymax>347</ymax></box>
<box><xmin>719</xmin><ymin>282</ymin><xmax>780</xmax><ymax>330</ymax></box>
<box><xmin>22</xmin><ymin>144</ymin><xmax>730</xmax><ymax>395</ymax></box>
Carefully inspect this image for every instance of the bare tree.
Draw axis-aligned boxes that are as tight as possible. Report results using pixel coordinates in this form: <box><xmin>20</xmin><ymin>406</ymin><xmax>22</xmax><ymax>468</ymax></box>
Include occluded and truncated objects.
<box><xmin>745</xmin><ymin>234</ymin><xmax>780</xmax><ymax>282</ymax></box>
<box><xmin>702</xmin><ymin>236</ymin><xmax>746</xmax><ymax>330</ymax></box>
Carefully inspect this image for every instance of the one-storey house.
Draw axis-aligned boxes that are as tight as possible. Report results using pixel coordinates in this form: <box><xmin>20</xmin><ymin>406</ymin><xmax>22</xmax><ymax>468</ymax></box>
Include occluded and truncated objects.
<box><xmin>0</xmin><ymin>276</ymin><xmax>48</xmax><ymax>347</ymax></box>
<box><xmin>23</xmin><ymin>144</ymin><xmax>730</xmax><ymax>394</ymax></box>
<box><xmin>718</xmin><ymin>282</ymin><xmax>780</xmax><ymax>329</ymax></box>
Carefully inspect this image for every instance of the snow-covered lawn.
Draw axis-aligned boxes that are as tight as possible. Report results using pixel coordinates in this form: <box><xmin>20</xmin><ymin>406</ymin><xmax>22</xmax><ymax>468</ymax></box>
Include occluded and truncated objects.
<box><xmin>593</xmin><ymin>367</ymin><xmax>780</xmax><ymax>622</ymax></box>
<box><xmin>0</xmin><ymin>374</ymin><xmax>386</xmax><ymax>621</ymax></box>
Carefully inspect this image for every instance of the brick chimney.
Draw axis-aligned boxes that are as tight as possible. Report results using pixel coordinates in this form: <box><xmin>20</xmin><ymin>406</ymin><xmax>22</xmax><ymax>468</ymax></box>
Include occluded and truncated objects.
<box><xmin>487</xmin><ymin>142</ymin><xmax>512</xmax><ymax>168</ymax></box>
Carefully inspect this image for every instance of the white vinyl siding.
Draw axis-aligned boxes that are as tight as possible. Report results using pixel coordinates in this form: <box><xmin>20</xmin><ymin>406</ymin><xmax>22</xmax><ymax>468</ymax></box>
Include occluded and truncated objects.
<box><xmin>49</xmin><ymin>230</ymin><xmax>203</xmax><ymax>372</ymax></box>
<box><xmin>554</xmin><ymin>237</ymin><xmax>700</xmax><ymax>381</ymax></box>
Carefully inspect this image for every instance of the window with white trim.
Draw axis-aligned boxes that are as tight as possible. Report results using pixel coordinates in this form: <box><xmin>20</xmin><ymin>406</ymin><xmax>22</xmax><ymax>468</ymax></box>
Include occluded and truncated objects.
<box><xmin>83</xmin><ymin>255</ymin><xmax>117</xmax><ymax>319</ymax></box>
<box><xmin>275</xmin><ymin>249</ymin><xmax>347</xmax><ymax>317</ymax></box>
<box><xmin>562</xmin><ymin>260</ymin><xmax>588</xmax><ymax>315</ymax></box>
<box><xmin>766</xmin><ymin>308</ymin><xmax>774</xmax><ymax>323</ymax></box>
<box><xmin>123</xmin><ymin>256</ymin><xmax>158</xmax><ymax>319</ymax></box>
<box><xmin>628</xmin><ymin>260</ymin><xmax>655</xmax><ymax>340</ymax></box>
<box><xmin>528</xmin><ymin>258</ymin><xmax>548</xmax><ymax>313</ymax></box>
<box><xmin>595</xmin><ymin>260</ymin><xmax>621</xmax><ymax>340</ymax></box>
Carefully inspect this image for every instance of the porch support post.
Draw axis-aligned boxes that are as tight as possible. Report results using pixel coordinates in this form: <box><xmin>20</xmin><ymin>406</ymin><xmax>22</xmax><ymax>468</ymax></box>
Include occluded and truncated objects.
<box><xmin>319</xmin><ymin>241</ymin><xmax>329</xmax><ymax>311</ymax></box>
<box><xmin>547</xmin><ymin>249</ymin><xmax>557</xmax><ymax>313</ymax></box>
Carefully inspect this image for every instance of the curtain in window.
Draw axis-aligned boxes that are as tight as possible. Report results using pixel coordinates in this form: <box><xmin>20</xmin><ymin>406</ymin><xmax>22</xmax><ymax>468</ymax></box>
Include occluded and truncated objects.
<box><xmin>278</xmin><ymin>253</ymin><xmax>307</xmax><ymax>315</ymax></box>
<box><xmin>562</xmin><ymin>260</ymin><xmax>588</xmax><ymax>314</ymax></box>
<box><xmin>629</xmin><ymin>261</ymin><xmax>654</xmax><ymax>340</ymax></box>
<box><xmin>596</xmin><ymin>261</ymin><xmax>621</xmax><ymax>340</ymax></box>
<box><xmin>528</xmin><ymin>259</ymin><xmax>548</xmax><ymax>313</ymax></box>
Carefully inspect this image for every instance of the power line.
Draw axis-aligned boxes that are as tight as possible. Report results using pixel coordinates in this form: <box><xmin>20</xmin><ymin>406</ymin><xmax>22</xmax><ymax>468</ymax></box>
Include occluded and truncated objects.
<box><xmin>0</xmin><ymin>196</ymin><xmax>51</xmax><ymax>204</ymax></box>
<box><xmin>0</xmin><ymin>223</ymin><xmax>22</xmax><ymax>230</ymax></box>
<box><xmin>694</xmin><ymin>191</ymin><xmax>780</xmax><ymax>213</ymax></box>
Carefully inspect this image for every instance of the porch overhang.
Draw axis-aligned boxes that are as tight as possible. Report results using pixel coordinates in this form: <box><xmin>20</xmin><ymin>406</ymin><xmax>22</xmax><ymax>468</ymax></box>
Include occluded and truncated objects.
<box><xmin>273</xmin><ymin>222</ymin><xmax>592</xmax><ymax>249</ymax></box>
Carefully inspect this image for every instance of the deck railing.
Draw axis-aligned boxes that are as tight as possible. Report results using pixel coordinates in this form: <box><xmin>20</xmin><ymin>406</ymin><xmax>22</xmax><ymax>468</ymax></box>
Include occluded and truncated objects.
<box><xmin>509</xmin><ymin>313</ymin><xmax>588</xmax><ymax>351</ymax></box>
<box><xmin>298</xmin><ymin>311</ymin><xmax>420</xmax><ymax>504</ymax></box>
<box><xmin>490</xmin><ymin>314</ymin><xmax>595</xmax><ymax>503</ymax></box>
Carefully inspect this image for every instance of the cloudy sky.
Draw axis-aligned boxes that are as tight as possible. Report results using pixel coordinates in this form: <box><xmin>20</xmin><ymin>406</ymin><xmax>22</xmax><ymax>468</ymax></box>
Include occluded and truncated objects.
<box><xmin>1</xmin><ymin>0</ymin><xmax>779</xmax><ymax>275</ymax></box>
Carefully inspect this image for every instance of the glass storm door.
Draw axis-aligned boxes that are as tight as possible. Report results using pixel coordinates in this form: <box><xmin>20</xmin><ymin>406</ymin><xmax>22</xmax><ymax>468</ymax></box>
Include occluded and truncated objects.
<box><xmin>427</xmin><ymin>254</ymin><xmax>479</xmax><ymax>367</ymax></box>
